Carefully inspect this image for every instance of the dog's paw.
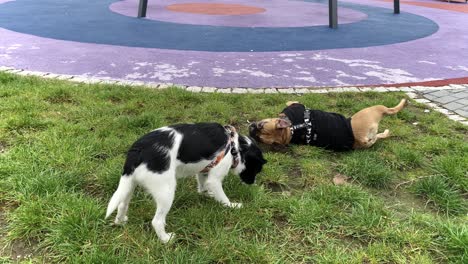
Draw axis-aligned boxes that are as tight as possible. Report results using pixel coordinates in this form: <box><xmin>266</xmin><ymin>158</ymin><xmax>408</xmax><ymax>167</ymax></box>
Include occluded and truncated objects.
<box><xmin>160</xmin><ymin>233</ymin><xmax>175</xmax><ymax>244</ymax></box>
<box><xmin>114</xmin><ymin>215</ymin><xmax>128</xmax><ymax>225</ymax></box>
<box><xmin>228</xmin><ymin>202</ymin><xmax>243</xmax><ymax>209</ymax></box>
<box><xmin>203</xmin><ymin>190</ymin><xmax>215</xmax><ymax>198</ymax></box>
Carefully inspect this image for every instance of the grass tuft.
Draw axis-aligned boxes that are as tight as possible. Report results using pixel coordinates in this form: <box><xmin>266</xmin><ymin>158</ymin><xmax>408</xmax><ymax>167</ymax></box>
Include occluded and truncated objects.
<box><xmin>337</xmin><ymin>152</ymin><xmax>394</xmax><ymax>188</ymax></box>
<box><xmin>413</xmin><ymin>176</ymin><xmax>467</xmax><ymax>216</ymax></box>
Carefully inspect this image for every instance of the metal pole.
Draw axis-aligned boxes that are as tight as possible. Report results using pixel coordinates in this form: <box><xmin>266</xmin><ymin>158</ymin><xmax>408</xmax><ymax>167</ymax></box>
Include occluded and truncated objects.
<box><xmin>138</xmin><ymin>0</ymin><xmax>148</xmax><ymax>18</ymax></box>
<box><xmin>329</xmin><ymin>0</ymin><xmax>338</xmax><ymax>29</ymax></box>
<box><xmin>394</xmin><ymin>0</ymin><xmax>400</xmax><ymax>14</ymax></box>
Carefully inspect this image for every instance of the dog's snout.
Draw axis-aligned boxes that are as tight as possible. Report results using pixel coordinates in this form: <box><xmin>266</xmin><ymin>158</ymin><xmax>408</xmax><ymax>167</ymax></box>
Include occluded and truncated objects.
<box><xmin>249</xmin><ymin>122</ymin><xmax>257</xmax><ymax>133</ymax></box>
<box><xmin>248</xmin><ymin>122</ymin><xmax>260</xmax><ymax>139</ymax></box>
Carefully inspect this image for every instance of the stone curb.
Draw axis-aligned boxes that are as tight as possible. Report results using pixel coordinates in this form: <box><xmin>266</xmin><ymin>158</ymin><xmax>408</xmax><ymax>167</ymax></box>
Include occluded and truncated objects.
<box><xmin>1</xmin><ymin>66</ymin><xmax>467</xmax><ymax>125</ymax></box>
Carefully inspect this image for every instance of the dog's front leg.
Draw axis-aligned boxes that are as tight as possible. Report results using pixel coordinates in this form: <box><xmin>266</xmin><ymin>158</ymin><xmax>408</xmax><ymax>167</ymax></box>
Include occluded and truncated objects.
<box><xmin>205</xmin><ymin>168</ymin><xmax>242</xmax><ymax>208</ymax></box>
<box><xmin>196</xmin><ymin>173</ymin><xmax>208</xmax><ymax>194</ymax></box>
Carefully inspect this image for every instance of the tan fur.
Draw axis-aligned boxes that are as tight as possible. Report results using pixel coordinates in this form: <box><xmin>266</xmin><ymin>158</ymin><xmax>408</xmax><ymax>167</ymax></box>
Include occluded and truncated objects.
<box><xmin>286</xmin><ymin>101</ymin><xmax>299</xmax><ymax>106</ymax></box>
<box><xmin>254</xmin><ymin>118</ymin><xmax>292</xmax><ymax>145</ymax></box>
<box><xmin>351</xmin><ymin>99</ymin><xmax>407</xmax><ymax>149</ymax></box>
<box><xmin>252</xmin><ymin>99</ymin><xmax>407</xmax><ymax>149</ymax></box>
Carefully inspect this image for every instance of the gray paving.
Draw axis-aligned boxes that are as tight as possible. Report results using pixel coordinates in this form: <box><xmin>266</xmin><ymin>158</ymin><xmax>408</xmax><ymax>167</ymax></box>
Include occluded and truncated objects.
<box><xmin>420</xmin><ymin>88</ymin><xmax>468</xmax><ymax>118</ymax></box>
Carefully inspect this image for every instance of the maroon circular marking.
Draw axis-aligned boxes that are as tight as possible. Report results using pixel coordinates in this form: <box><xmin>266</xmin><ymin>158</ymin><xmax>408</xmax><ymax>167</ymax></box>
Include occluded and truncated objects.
<box><xmin>166</xmin><ymin>3</ymin><xmax>266</xmax><ymax>15</ymax></box>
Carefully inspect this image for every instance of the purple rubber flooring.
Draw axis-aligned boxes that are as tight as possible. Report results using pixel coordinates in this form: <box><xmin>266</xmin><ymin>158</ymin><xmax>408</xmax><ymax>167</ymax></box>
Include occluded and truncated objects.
<box><xmin>0</xmin><ymin>0</ymin><xmax>467</xmax><ymax>88</ymax></box>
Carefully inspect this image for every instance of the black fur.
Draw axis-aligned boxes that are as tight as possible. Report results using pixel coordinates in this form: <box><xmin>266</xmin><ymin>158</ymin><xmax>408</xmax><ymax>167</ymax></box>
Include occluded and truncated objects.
<box><xmin>123</xmin><ymin>129</ymin><xmax>174</xmax><ymax>175</ymax></box>
<box><xmin>122</xmin><ymin>123</ymin><xmax>266</xmax><ymax>184</ymax></box>
<box><xmin>238</xmin><ymin>136</ymin><xmax>267</xmax><ymax>184</ymax></box>
<box><xmin>249</xmin><ymin>104</ymin><xmax>354</xmax><ymax>151</ymax></box>
<box><xmin>171</xmin><ymin>123</ymin><xmax>228</xmax><ymax>163</ymax></box>
<box><xmin>282</xmin><ymin>104</ymin><xmax>354</xmax><ymax>151</ymax></box>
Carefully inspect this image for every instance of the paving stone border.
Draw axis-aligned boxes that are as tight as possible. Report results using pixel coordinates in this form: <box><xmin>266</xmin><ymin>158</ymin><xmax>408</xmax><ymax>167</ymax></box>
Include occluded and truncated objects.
<box><xmin>407</xmin><ymin>90</ymin><xmax>468</xmax><ymax>126</ymax></box>
<box><xmin>419</xmin><ymin>88</ymin><xmax>468</xmax><ymax>118</ymax></box>
<box><xmin>1</xmin><ymin>66</ymin><xmax>467</xmax><ymax>125</ymax></box>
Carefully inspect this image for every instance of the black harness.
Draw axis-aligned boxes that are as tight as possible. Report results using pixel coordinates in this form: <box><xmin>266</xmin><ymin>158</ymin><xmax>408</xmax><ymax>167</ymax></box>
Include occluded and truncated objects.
<box><xmin>284</xmin><ymin>104</ymin><xmax>354</xmax><ymax>151</ymax></box>
<box><xmin>290</xmin><ymin>109</ymin><xmax>317</xmax><ymax>145</ymax></box>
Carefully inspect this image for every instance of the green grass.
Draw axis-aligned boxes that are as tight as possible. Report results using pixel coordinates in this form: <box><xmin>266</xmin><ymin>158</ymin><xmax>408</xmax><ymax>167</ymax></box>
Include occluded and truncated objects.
<box><xmin>0</xmin><ymin>72</ymin><xmax>467</xmax><ymax>263</ymax></box>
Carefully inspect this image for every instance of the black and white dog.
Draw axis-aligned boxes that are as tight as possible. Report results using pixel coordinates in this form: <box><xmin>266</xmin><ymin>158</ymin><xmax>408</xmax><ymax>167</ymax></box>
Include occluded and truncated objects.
<box><xmin>106</xmin><ymin>123</ymin><xmax>266</xmax><ymax>243</ymax></box>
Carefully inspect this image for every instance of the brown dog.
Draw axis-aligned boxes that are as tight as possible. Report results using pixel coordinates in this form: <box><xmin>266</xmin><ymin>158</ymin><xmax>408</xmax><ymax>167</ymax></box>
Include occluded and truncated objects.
<box><xmin>249</xmin><ymin>99</ymin><xmax>407</xmax><ymax>151</ymax></box>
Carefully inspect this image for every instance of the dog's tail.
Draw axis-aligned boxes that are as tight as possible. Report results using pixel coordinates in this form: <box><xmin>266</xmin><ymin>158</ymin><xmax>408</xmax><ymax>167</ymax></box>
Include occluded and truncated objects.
<box><xmin>384</xmin><ymin>99</ymin><xmax>407</xmax><ymax>115</ymax></box>
<box><xmin>105</xmin><ymin>174</ymin><xmax>136</xmax><ymax>219</ymax></box>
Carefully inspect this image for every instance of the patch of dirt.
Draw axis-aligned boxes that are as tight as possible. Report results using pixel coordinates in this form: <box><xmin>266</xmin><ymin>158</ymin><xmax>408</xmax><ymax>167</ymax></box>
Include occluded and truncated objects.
<box><xmin>93</xmin><ymin>153</ymin><xmax>109</xmax><ymax>160</ymax></box>
<box><xmin>368</xmin><ymin>186</ymin><xmax>433</xmax><ymax>216</ymax></box>
<box><xmin>0</xmin><ymin>141</ymin><xmax>7</xmax><ymax>154</ymax></box>
<box><xmin>8</xmin><ymin>239</ymin><xmax>37</xmax><ymax>262</ymax></box>
<box><xmin>272</xmin><ymin>212</ymin><xmax>289</xmax><ymax>227</ymax></box>
<box><xmin>0</xmin><ymin>200</ymin><xmax>37</xmax><ymax>262</ymax></box>
<box><xmin>107</xmin><ymin>95</ymin><xmax>123</xmax><ymax>104</ymax></box>
<box><xmin>333</xmin><ymin>173</ymin><xmax>350</xmax><ymax>185</ymax></box>
<box><xmin>264</xmin><ymin>166</ymin><xmax>305</xmax><ymax>193</ymax></box>
<box><xmin>45</xmin><ymin>95</ymin><xmax>77</xmax><ymax>105</ymax></box>
<box><xmin>264</xmin><ymin>182</ymin><xmax>288</xmax><ymax>193</ymax></box>
<box><xmin>287</xmin><ymin>166</ymin><xmax>306</xmax><ymax>190</ymax></box>
<box><xmin>259</xmin><ymin>144</ymin><xmax>290</xmax><ymax>154</ymax></box>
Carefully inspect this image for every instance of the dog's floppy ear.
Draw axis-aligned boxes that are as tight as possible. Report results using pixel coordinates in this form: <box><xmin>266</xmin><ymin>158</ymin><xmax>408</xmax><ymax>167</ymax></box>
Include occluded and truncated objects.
<box><xmin>276</xmin><ymin>118</ymin><xmax>291</xmax><ymax>129</ymax></box>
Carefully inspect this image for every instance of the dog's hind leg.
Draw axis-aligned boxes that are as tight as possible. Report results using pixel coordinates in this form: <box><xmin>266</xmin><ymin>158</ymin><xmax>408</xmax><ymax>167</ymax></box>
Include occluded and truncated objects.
<box><xmin>106</xmin><ymin>175</ymin><xmax>136</xmax><ymax>225</ymax></box>
<box><xmin>362</xmin><ymin>129</ymin><xmax>390</xmax><ymax>148</ymax></box>
<box><xmin>377</xmin><ymin>129</ymin><xmax>390</xmax><ymax>139</ymax></box>
<box><xmin>351</xmin><ymin>99</ymin><xmax>406</xmax><ymax>149</ymax></box>
<box><xmin>140</xmin><ymin>170</ymin><xmax>177</xmax><ymax>244</ymax></box>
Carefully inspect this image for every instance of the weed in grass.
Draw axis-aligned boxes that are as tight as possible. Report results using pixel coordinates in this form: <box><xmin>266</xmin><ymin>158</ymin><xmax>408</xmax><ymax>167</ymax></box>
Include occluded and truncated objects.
<box><xmin>433</xmin><ymin>220</ymin><xmax>468</xmax><ymax>263</ymax></box>
<box><xmin>412</xmin><ymin>176</ymin><xmax>467</xmax><ymax>215</ymax></box>
<box><xmin>337</xmin><ymin>151</ymin><xmax>394</xmax><ymax>188</ymax></box>
<box><xmin>5</xmin><ymin>114</ymin><xmax>49</xmax><ymax>134</ymax></box>
<box><xmin>413</xmin><ymin>214</ymin><xmax>468</xmax><ymax>263</ymax></box>
<box><xmin>290</xmin><ymin>185</ymin><xmax>382</xmax><ymax>230</ymax></box>
<box><xmin>44</xmin><ymin>88</ymin><xmax>79</xmax><ymax>105</ymax></box>
<box><xmin>388</xmin><ymin>145</ymin><xmax>424</xmax><ymax>170</ymax></box>
<box><xmin>418</xmin><ymin>135</ymin><xmax>451</xmax><ymax>156</ymax></box>
<box><xmin>431</xmin><ymin>155</ymin><xmax>468</xmax><ymax>193</ymax></box>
